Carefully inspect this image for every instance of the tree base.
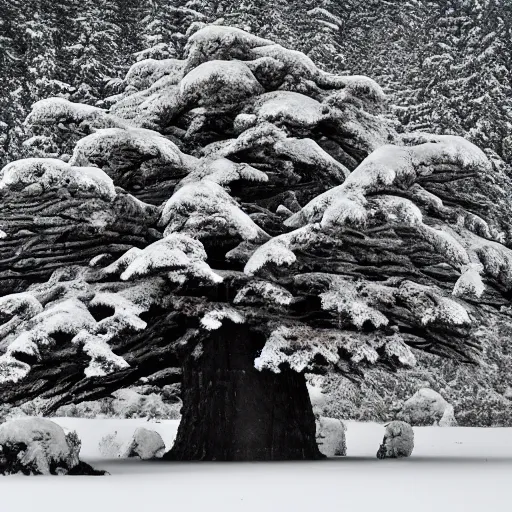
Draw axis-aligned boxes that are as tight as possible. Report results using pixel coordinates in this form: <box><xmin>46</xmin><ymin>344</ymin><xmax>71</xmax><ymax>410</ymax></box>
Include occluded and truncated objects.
<box><xmin>164</xmin><ymin>322</ymin><xmax>323</xmax><ymax>461</ymax></box>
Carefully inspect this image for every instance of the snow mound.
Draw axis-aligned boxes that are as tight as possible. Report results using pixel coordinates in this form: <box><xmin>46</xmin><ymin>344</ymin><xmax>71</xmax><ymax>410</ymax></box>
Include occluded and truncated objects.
<box><xmin>178</xmin><ymin>158</ymin><xmax>268</xmax><ymax>188</ymax></box>
<box><xmin>369</xmin><ymin>195</ymin><xmax>423</xmax><ymax>227</ymax></box>
<box><xmin>333</xmin><ymin>75</ymin><xmax>386</xmax><ymax>104</ymax></box>
<box><xmin>25</xmin><ymin>97</ymin><xmax>105</xmax><ymax>125</ymax></box>
<box><xmin>0</xmin><ymin>418</ymin><xmax>99</xmax><ymax>475</ymax></box>
<box><xmin>185</xmin><ymin>25</ymin><xmax>273</xmax><ymax>68</ymax></box>
<box><xmin>200</xmin><ymin>307</ymin><xmax>245</xmax><ymax>330</ymax></box>
<box><xmin>123</xmin><ymin>428</ymin><xmax>166</xmax><ymax>459</ymax></box>
<box><xmin>98</xmin><ymin>425</ymin><xmax>167</xmax><ymax>459</ymax></box>
<box><xmin>160</xmin><ymin>181</ymin><xmax>269</xmax><ymax>242</ymax></box>
<box><xmin>125</xmin><ymin>58</ymin><xmax>185</xmax><ymax>90</ymax></box>
<box><xmin>0</xmin><ymin>293</ymin><xmax>43</xmax><ymax>321</ymax></box>
<box><xmin>274</xmin><ymin>137</ymin><xmax>349</xmax><ymax>181</ymax></box>
<box><xmin>120</xmin><ymin>239</ymin><xmax>194</xmax><ymax>281</ymax></box>
<box><xmin>244</xmin><ymin>236</ymin><xmax>296</xmax><ymax>276</ymax></box>
<box><xmin>0</xmin><ymin>158</ymin><xmax>116</xmax><ymax>200</ymax></box>
<box><xmin>179</xmin><ymin>60</ymin><xmax>264</xmax><ymax>106</ymax></box>
<box><xmin>70</xmin><ymin>127</ymin><xmax>195</xmax><ymax>175</ymax></box>
<box><xmin>398</xmin><ymin>388</ymin><xmax>457</xmax><ymax>427</ymax></box>
<box><xmin>402</xmin><ymin>133</ymin><xmax>490</xmax><ymax>171</ymax></box>
<box><xmin>106</xmin><ymin>234</ymin><xmax>222</xmax><ymax>285</ymax></box>
<box><xmin>316</xmin><ymin>416</ymin><xmax>346</xmax><ymax>457</ymax></box>
<box><xmin>287</xmin><ymin>139</ymin><xmax>490</xmax><ymax>228</ymax></box>
<box><xmin>377</xmin><ymin>421</ymin><xmax>414</xmax><ymax>459</ymax></box>
<box><xmin>251</xmin><ymin>91</ymin><xmax>325</xmax><ymax>127</ymax></box>
<box><xmin>251</xmin><ymin>44</ymin><xmax>321</xmax><ymax>82</ymax></box>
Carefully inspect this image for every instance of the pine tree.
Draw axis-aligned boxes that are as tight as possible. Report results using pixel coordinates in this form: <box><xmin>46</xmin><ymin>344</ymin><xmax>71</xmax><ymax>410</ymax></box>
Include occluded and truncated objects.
<box><xmin>3</xmin><ymin>1</ymin><xmax>512</xmax><ymax>435</ymax></box>
<box><xmin>0</xmin><ymin>0</ymin><xmax>26</xmax><ymax>163</ymax></box>
<box><xmin>138</xmin><ymin>0</ymin><xmax>207</xmax><ymax>61</ymax></box>
<box><xmin>0</xmin><ymin>0</ymin><xmax>79</xmax><ymax>164</ymax></box>
<box><xmin>2</xmin><ymin>25</ymin><xmax>511</xmax><ymax>459</ymax></box>
<box><xmin>66</xmin><ymin>0</ymin><xmax>121</xmax><ymax>104</ymax></box>
<box><xmin>112</xmin><ymin>0</ymin><xmax>149</xmax><ymax>66</ymax></box>
<box><xmin>23</xmin><ymin>9</ymin><xmax>71</xmax><ymax>100</ymax></box>
<box><xmin>455</xmin><ymin>0</ymin><xmax>512</xmax><ymax>158</ymax></box>
<box><xmin>393</xmin><ymin>0</ymin><xmax>512</xmax><ymax>164</ymax></box>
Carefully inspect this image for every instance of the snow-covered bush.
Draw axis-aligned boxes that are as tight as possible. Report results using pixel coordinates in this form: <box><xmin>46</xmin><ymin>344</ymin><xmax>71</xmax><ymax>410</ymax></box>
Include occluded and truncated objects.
<box><xmin>0</xmin><ymin>418</ymin><xmax>102</xmax><ymax>475</ymax></box>
<box><xmin>123</xmin><ymin>428</ymin><xmax>166</xmax><ymax>459</ymax></box>
<box><xmin>55</xmin><ymin>399</ymin><xmax>113</xmax><ymax>419</ymax></box>
<box><xmin>453</xmin><ymin>387</ymin><xmax>512</xmax><ymax>427</ymax></box>
<box><xmin>110</xmin><ymin>388</ymin><xmax>181</xmax><ymax>420</ymax></box>
<box><xmin>64</xmin><ymin>430</ymin><xmax>81</xmax><ymax>468</ymax></box>
<box><xmin>315</xmin><ymin>416</ymin><xmax>346</xmax><ymax>457</ymax></box>
<box><xmin>56</xmin><ymin>387</ymin><xmax>181</xmax><ymax>420</ymax></box>
<box><xmin>0</xmin><ymin>158</ymin><xmax>116</xmax><ymax>200</ymax></box>
<box><xmin>376</xmin><ymin>421</ymin><xmax>414</xmax><ymax>459</ymax></box>
<box><xmin>99</xmin><ymin>428</ymin><xmax>166</xmax><ymax>459</ymax></box>
<box><xmin>98</xmin><ymin>431</ymin><xmax>123</xmax><ymax>458</ymax></box>
<box><xmin>397</xmin><ymin>388</ymin><xmax>457</xmax><ymax>427</ymax></box>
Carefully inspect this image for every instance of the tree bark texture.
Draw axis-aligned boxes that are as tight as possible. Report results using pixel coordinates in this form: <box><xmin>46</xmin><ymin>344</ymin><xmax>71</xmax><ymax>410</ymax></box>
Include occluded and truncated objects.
<box><xmin>166</xmin><ymin>322</ymin><xmax>323</xmax><ymax>461</ymax></box>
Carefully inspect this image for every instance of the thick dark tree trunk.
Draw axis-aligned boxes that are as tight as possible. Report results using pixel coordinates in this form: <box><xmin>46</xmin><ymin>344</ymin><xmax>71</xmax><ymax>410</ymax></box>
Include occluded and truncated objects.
<box><xmin>165</xmin><ymin>322</ymin><xmax>322</xmax><ymax>461</ymax></box>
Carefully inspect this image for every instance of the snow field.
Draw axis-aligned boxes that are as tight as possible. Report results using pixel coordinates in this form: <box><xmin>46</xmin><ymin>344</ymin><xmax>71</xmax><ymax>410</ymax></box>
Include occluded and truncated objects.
<box><xmin>1</xmin><ymin>418</ymin><xmax>510</xmax><ymax>512</ymax></box>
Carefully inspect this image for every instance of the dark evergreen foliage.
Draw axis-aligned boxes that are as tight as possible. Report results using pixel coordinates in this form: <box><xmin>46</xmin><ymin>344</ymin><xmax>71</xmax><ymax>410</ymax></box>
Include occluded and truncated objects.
<box><xmin>1</xmin><ymin>0</ymin><xmax>512</xmax><ymax>436</ymax></box>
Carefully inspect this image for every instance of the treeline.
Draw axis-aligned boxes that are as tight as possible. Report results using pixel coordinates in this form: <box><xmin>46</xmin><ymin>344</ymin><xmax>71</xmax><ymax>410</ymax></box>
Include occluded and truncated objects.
<box><xmin>1</xmin><ymin>0</ymin><xmax>511</xmax><ymax>167</ymax></box>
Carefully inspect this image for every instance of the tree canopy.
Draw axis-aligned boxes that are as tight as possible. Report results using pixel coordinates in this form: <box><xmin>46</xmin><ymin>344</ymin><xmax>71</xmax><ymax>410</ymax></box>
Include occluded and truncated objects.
<box><xmin>1</xmin><ymin>23</ymin><xmax>512</xmax><ymax>458</ymax></box>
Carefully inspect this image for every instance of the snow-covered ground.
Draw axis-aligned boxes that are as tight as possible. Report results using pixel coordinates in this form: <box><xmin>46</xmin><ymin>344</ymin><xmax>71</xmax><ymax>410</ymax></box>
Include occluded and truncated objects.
<box><xmin>1</xmin><ymin>418</ymin><xmax>511</xmax><ymax>512</ymax></box>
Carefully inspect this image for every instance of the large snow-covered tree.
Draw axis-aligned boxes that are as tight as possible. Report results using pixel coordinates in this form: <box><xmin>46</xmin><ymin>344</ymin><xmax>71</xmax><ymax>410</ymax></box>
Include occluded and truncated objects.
<box><xmin>1</xmin><ymin>25</ymin><xmax>512</xmax><ymax>460</ymax></box>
